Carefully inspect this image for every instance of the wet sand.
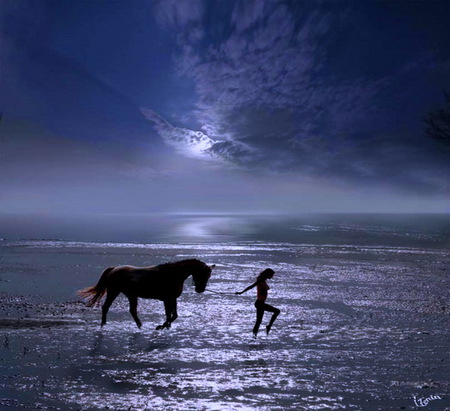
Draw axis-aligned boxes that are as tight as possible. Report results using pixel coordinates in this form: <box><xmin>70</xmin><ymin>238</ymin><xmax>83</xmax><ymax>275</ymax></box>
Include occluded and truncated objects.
<box><xmin>1</xmin><ymin>241</ymin><xmax>449</xmax><ymax>410</ymax></box>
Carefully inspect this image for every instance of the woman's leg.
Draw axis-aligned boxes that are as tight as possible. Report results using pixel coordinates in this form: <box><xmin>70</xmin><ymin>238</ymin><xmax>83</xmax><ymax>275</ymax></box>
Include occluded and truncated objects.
<box><xmin>253</xmin><ymin>301</ymin><xmax>265</xmax><ymax>337</ymax></box>
<box><xmin>263</xmin><ymin>302</ymin><xmax>280</xmax><ymax>334</ymax></box>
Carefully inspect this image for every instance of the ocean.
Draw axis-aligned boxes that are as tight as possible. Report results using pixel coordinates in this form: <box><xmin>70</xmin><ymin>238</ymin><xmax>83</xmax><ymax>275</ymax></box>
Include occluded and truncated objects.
<box><xmin>1</xmin><ymin>214</ymin><xmax>449</xmax><ymax>410</ymax></box>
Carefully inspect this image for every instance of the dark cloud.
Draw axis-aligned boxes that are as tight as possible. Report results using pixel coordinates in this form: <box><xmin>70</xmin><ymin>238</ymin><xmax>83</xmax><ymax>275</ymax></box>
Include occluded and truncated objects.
<box><xmin>150</xmin><ymin>0</ymin><xmax>450</xmax><ymax>195</ymax></box>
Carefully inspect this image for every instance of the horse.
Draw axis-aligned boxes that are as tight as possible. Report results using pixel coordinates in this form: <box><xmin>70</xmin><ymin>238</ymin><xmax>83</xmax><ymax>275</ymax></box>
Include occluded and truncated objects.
<box><xmin>78</xmin><ymin>259</ymin><xmax>215</xmax><ymax>330</ymax></box>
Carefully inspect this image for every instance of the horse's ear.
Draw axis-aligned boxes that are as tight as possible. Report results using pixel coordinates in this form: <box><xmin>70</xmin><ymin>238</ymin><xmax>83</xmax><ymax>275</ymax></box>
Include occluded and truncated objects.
<box><xmin>210</xmin><ymin>264</ymin><xmax>216</xmax><ymax>270</ymax></box>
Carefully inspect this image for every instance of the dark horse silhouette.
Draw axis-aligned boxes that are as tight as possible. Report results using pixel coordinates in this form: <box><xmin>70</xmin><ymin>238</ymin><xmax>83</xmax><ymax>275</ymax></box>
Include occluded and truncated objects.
<box><xmin>78</xmin><ymin>259</ymin><xmax>215</xmax><ymax>330</ymax></box>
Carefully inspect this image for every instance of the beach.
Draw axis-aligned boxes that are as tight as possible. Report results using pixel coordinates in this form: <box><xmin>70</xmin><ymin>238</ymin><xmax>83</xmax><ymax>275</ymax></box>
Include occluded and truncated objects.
<box><xmin>1</xmin><ymin>215</ymin><xmax>449</xmax><ymax>410</ymax></box>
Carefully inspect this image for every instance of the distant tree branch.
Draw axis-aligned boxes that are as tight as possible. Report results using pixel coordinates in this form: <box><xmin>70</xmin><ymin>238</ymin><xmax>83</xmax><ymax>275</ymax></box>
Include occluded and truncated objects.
<box><xmin>424</xmin><ymin>92</ymin><xmax>450</xmax><ymax>142</ymax></box>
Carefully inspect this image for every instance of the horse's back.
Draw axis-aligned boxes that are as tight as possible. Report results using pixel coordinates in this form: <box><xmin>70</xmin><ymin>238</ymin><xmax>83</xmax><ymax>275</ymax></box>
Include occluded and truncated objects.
<box><xmin>108</xmin><ymin>265</ymin><xmax>159</xmax><ymax>282</ymax></box>
<box><xmin>113</xmin><ymin>265</ymin><xmax>157</xmax><ymax>272</ymax></box>
<box><xmin>107</xmin><ymin>265</ymin><xmax>165</xmax><ymax>298</ymax></box>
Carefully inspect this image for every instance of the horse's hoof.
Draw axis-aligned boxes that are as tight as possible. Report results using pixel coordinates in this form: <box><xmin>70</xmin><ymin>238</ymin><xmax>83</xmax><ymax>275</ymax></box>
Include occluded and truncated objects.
<box><xmin>156</xmin><ymin>325</ymin><xmax>163</xmax><ymax>330</ymax></box>
<box><xmin>137</xmin><ymin>323</ymin><xmax>142</xmax><ymax>329</ymax></box>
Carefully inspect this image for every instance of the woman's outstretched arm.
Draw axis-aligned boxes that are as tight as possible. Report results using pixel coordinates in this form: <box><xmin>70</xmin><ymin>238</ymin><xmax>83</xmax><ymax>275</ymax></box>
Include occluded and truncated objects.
<box><xmin>236</xmin><ymin>281</ymin><xmax>258</xmax><ymax>295</ymax></box>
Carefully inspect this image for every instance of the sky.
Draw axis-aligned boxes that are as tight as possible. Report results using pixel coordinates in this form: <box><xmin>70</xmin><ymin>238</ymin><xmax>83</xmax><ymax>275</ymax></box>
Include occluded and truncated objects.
<box><xmin>1</xmin><ymin>0</ymin><xmax>450</xmax><ymax>218</ymax></box>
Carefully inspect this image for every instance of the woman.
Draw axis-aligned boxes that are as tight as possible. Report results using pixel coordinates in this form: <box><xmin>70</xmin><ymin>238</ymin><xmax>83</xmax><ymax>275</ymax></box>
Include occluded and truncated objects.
<box><xmin>236</xmin><ymin>268</ymin><xmax>280</xmax><ymax>337</ymax></box>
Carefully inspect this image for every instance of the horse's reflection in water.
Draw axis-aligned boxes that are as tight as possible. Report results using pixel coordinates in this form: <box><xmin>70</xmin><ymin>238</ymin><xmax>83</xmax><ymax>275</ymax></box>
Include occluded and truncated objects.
<box><xmin>89</xmin><ymin>331</ymin><xmax>105</xmax><ymax>357</ymax></box>
<box><xmin>79</xmin><ymin>259</ymin><xmax>215</xmax><ymax>330</ymax></box>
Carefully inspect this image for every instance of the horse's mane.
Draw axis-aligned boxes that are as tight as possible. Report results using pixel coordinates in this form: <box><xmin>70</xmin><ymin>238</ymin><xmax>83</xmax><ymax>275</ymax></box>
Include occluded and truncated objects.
<box><xmin>158</xmin><ymin>259</ymin><xmax>204</xmax><ymax>270</ymax></box>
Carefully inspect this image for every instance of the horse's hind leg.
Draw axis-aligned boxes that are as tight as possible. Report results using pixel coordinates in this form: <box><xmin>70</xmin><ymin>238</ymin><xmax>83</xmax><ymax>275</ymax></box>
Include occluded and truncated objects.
<box><xmin>101</xmin><ymin>288</ymin><xmax>119</xmax><ymax>327</ymax></box>
<box><xmin>127</xmin><ymin>295</ymin><xmax>142</xmax><ymax>329</ymax></box>
<box><xmin>156</xmin><ymin>299</ymin><xmax>176</xmax><ymax>330</ymax></box>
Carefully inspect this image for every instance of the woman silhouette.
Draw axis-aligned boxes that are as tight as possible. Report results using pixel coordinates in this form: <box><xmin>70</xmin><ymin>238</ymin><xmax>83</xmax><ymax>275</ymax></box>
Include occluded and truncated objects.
<box><xmin>236</xmin><ymin>268</ymin><xmax>280</xmax><ymax>337</ymax></box>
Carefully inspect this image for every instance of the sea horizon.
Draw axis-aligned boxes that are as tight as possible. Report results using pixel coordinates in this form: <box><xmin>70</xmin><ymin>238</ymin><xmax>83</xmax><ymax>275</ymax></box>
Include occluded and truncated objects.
<box><xmin>1</xmin><ymin>212</ymin><xmax>449</xmax><ymax>250</ymax></box>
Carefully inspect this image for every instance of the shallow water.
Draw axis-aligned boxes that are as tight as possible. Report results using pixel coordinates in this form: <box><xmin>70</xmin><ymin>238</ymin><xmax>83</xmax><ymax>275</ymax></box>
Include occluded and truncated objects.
<box><xmin>1</xmin><ymin>215</ymin><xmax>450</xmax><ymax>409</ymax></box>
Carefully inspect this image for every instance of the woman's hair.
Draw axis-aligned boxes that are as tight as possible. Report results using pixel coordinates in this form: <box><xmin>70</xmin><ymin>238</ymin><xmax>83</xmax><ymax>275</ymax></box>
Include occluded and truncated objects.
<box><xmin>257</xmin><ymin>268</ymin><xmax>275</xmax><ymax>281</ymax></box>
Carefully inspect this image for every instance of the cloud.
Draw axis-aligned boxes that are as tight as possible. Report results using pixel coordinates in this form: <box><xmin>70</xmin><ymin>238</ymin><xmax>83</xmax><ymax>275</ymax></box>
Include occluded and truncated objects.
<box><xmin>141</xmin><ymin>108</ymin><xmax>217</xmax><ymax>160</ymax></box>
<box><xmin>153</xmin><ymin>0</ymin><xmax>204</xmax><ymax>31</ymax></box>
<box><xmin>149</xmin><ymin>0</ymin><xmax>450</xmax><ymax>195</ymax></box>
<box><xmin>160</xmin><ymin>2</ymin><xmax>381</xmax><ymax>159</ymax></box>
<box><xmin>141</xmin><ymin>107</ymin><xmax>256</xmax><ymax>165</ymax></box>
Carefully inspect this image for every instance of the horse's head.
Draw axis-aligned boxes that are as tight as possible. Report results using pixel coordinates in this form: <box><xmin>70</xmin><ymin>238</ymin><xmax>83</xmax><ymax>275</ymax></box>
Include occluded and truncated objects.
<box><xmin>193</xmin><ymin>262</ymin><xmax>215</xmax><ymax>293</ymax></box>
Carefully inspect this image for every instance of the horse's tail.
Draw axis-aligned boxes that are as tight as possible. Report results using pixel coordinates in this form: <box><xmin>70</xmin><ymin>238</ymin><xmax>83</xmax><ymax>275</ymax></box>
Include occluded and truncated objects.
<box><xmin>77</xmin><ymin>267</ymin><xmax>115</xmax><ymax>307</ymax></box>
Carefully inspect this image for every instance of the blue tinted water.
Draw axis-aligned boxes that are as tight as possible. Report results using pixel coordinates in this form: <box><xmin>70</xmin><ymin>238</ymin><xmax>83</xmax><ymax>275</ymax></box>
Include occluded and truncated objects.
<box><xmin>2</xmin><ymin>213</ymin><xmax>450</xmax><ymax>247</ymax></box>
<box><xmin>1</xmin><ymin>214</ymin><xmax>449</xmax><ymax>409</ymax></box>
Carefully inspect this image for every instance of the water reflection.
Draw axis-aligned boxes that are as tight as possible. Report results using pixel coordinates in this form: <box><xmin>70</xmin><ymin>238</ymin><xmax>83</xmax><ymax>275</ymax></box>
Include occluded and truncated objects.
<box><xmin>2</xmin><ymin>223</ymin><xmax>450</xmax><ymax>410</ymax></box>
<box><xmin>172</xmin><ymin>215</ymin><xmax>257</xmax><ymax>241</ymax></box>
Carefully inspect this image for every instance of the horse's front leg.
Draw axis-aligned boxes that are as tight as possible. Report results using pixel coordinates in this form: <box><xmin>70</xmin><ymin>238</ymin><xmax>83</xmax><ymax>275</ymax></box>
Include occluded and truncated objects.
<box><xmin>156</xmin><ymin>299</ymin><xmax>176</xmax><ymax>330</ymax></box>
<box><xmin>170</xmin><ymin>299</ymin><xmax>178</xmax><ymax>324</ymax></box>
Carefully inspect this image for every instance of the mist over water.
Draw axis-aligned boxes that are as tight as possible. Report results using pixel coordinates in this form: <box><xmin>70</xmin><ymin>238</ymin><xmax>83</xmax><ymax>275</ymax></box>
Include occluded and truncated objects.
<box><xmin>1</xmin><ymin>213</ymin><xmax>449</xmax><ymax>248</ymax></box>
